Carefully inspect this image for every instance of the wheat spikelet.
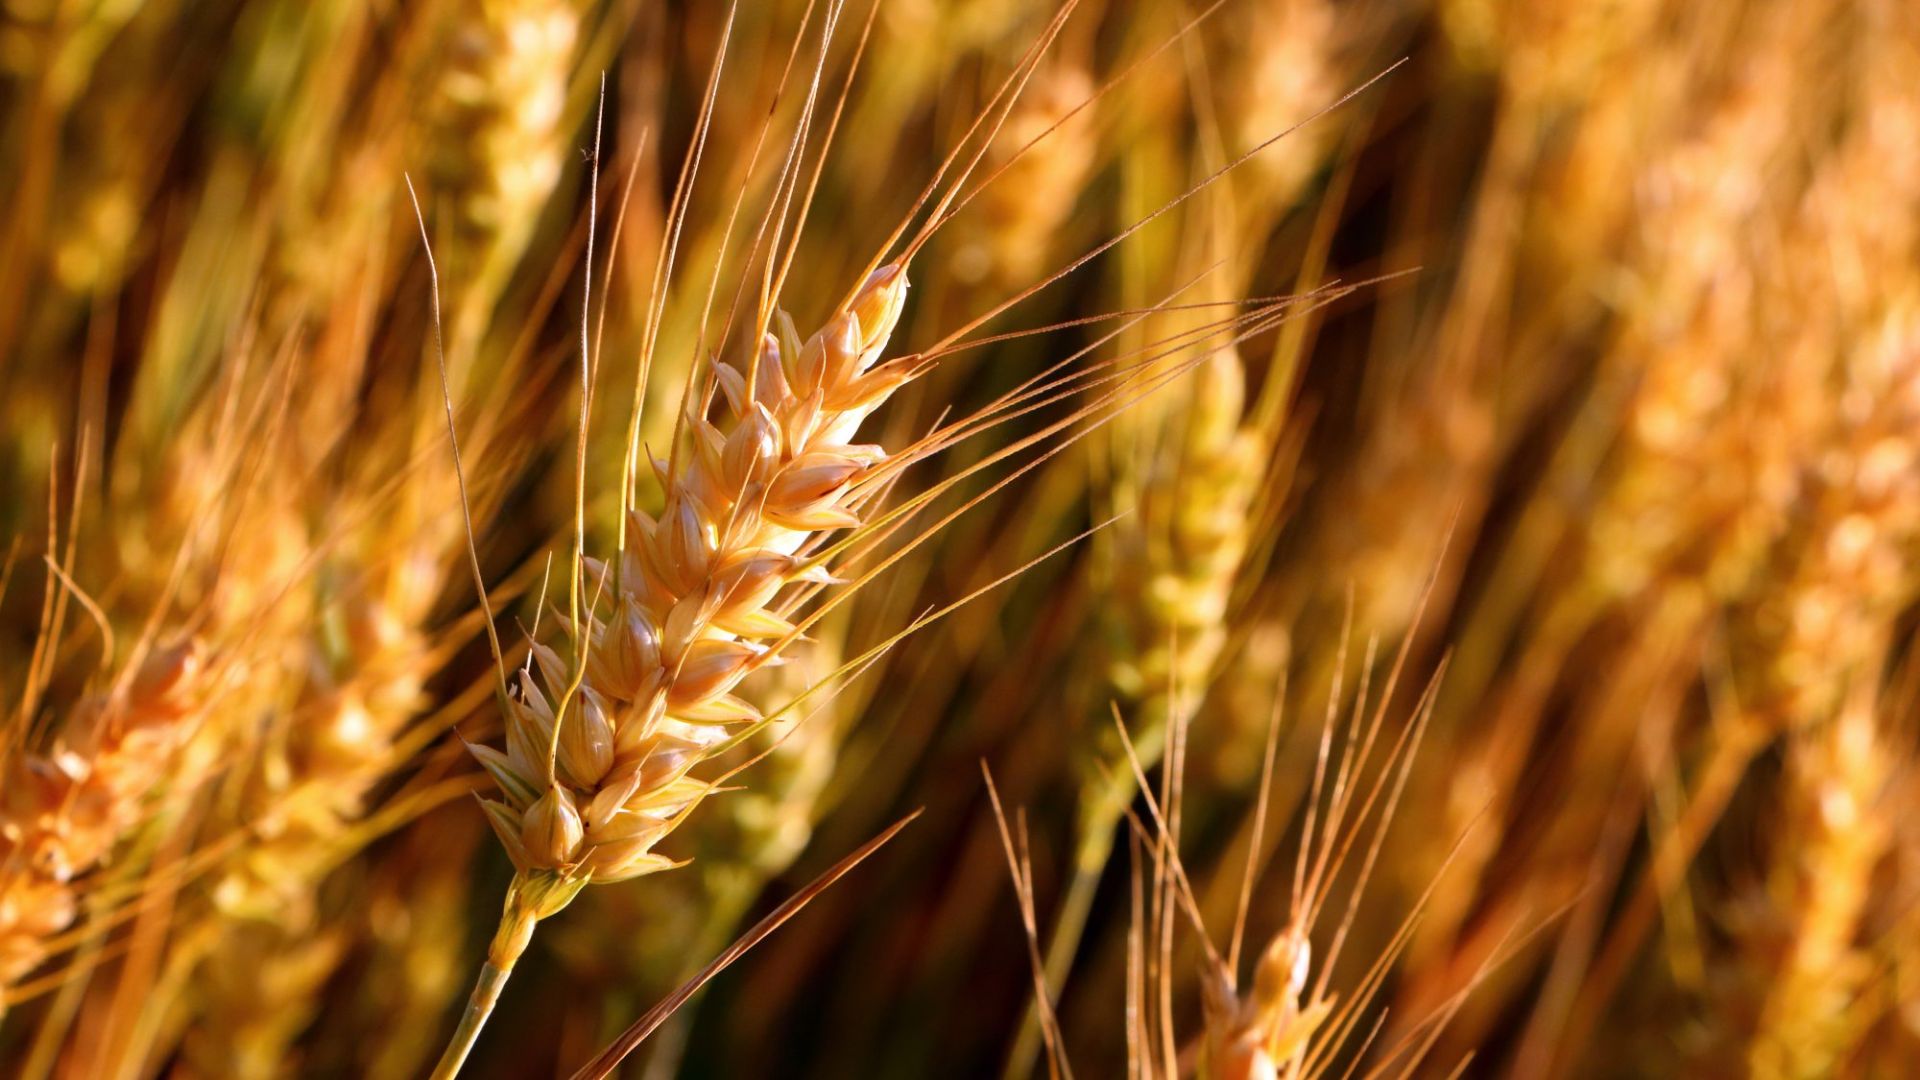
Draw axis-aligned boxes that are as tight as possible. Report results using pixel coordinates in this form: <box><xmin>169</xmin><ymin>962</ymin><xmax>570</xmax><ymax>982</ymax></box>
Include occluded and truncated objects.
<box><xmin>1105</xmin><ymin>346</ymin><xmax>1262</xmax><ymax>718</ymax></box>
<box><xmin>32</xmin><ymin>120</ymin><xmax>473</xmax><ymax>1069</ymax></box>
<box><xmin>434</xmin><ymin>0</ymin><xmax>581</xmax><ymax>251</ymax></box>
<box><xmin>1200</xmin><ymin>925</ymin><xmax>1328</xmax><ymax>1080</ymax></box>
<box><xmin>1076</xmin><ymin>37</ymin><xmax>1333</xmax><ymax>863</ymax></box>
<box><xmin>1042</xmin><ymin>330</ymin><xmax>1266</xmax><ymax>1000</ymax></box>
<box><xmin>1011</xmin><ymin>282</ymin><xmax>1286</xmax><ymax>1074</ymax></box>
<box><xmin>1187</xmin><ymin>636</ymin><xmax>1430</xmax><ymax>1080</ymax></box>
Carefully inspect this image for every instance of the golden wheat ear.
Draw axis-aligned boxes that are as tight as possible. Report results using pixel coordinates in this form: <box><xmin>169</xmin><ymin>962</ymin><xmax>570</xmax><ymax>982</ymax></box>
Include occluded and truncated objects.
<box><xmin>0</xmin><ymin>409</ymin><xmax>277</xmax><ymax>1015</ymax></box>
<box><xmin>0</xmin><ymin>641</ymin><xmax>206</xmax><ymax>998</ymax></box>
<box><xmin>1023</xmin><ymin>533</ymin><xmax>1517</xmax><ymax>1080</ymax></box>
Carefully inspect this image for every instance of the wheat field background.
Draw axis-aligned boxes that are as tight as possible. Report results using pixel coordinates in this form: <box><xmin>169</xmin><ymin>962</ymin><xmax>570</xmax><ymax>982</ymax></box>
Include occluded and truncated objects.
<box><xmin>2</xmin><ymin>0</ymin><xmax>1917</xmax><ymax>1077</ymax></box>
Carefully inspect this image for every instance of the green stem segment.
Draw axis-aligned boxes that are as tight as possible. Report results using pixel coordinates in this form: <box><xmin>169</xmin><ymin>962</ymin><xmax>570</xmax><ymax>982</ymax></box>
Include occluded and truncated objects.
<box><xmin>431</xmin><ymin>878</ymin><xmax>542</xmax><ymax>1080</ymax></box>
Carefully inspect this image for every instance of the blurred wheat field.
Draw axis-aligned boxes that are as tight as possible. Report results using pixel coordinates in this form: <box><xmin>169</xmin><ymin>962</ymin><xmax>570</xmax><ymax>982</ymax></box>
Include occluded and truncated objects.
<box><xmin>2</xmin><ymin>0</ymin><xmax>1918</xmax><ymax>1076</ymax></box>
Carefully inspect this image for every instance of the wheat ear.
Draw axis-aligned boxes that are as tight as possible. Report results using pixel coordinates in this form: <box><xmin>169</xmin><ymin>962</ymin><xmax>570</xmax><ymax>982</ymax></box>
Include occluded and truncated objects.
<box><xmin>431</xmin><ymin>0</ymin><xmax>587</xmax><ymax>352</ymax></box>
<box><xmin>1059</xmin><ymin>336</ymin><xmax>1265</xmax><ymax>953</ymax></box>
<box><xmin>957</xmin><ymin>59</ymin><xmax>1097</xmax><ymax>288</ymax></box>
<box><xmin>1744</xmin><ymin>693</ymin><xmax>1892</xmax><ymax>1079</ymax></box>
<box><xmin>433</xmin><ymin>263</ymin><xmax>913</xmax><ymax>1076</ymax></box>
<box><xmin>0</xmin><ymin>643</ymin><xmax>204</xmax><ymax>998</ymax></box>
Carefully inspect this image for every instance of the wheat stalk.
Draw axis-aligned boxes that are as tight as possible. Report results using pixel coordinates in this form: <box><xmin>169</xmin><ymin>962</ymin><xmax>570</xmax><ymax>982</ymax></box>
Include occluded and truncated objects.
<box><xmin>1068</xmin><ymin>330</ymin><xmax>1267</xmax><ymax>915</ymax></box>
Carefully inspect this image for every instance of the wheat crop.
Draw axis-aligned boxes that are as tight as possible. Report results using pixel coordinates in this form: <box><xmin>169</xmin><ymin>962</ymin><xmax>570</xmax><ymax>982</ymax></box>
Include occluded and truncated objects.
<box><xmin>4</xmin><ymin>1</ymin><xmax>1920</xmax><ymax>1077</ymax></box>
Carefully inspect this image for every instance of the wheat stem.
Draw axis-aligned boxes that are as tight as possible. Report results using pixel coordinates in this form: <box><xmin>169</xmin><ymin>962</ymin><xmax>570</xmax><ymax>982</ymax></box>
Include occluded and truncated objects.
<box><xmin>431</xmin><ymin>874</ymin><xmax>542</xmax><ymax>1080</ymax></box>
